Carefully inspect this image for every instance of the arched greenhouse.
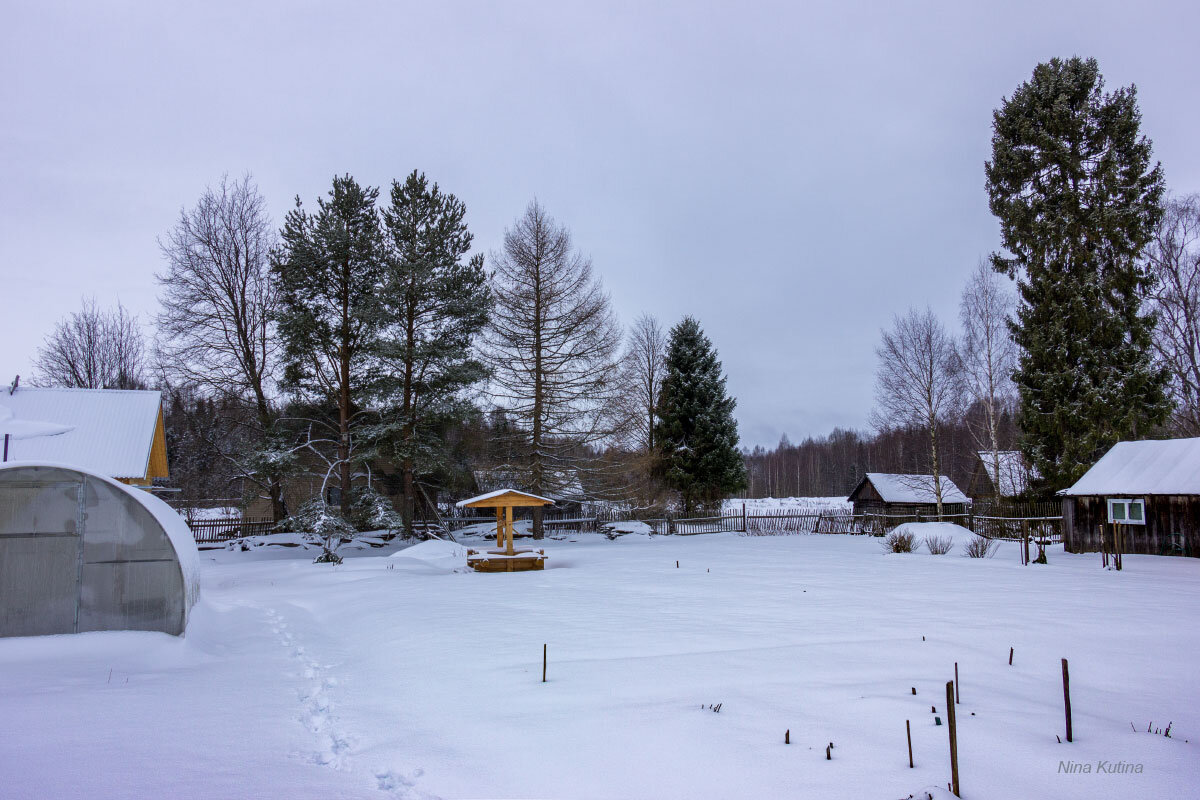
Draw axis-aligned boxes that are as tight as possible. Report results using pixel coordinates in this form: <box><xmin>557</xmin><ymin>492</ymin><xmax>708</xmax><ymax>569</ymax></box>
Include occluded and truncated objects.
<box><xmin>0</xmin><ymin>463</ymin><xmax>199</xmax><ymax>638</ymax></box>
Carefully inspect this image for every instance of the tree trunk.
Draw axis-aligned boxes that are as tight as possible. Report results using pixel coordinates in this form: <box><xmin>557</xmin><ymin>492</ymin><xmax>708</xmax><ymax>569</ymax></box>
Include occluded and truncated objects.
<box><xmin>531</xmin><ymin>269</ymin><xmax>545</xmax><ymax>540</ymax></box>
<box><xmin>338</xmin><ymin>259</ymin><xmax>352</xmax><ymax>507</ymax></box>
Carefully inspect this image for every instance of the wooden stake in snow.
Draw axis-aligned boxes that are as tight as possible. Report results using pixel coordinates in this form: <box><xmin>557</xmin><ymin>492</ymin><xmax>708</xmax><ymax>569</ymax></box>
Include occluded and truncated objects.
<box><xmin>676</xmin><ymin>560</ymin><xmax>679</xmax><ymax>568</ymax></box>
<box><xmin>946</xmin><ymin>681</ymin><xmax>960</xmax><ymax>797</ymax></box>
<box><xmin>954</xmin><ymin>663</ymin><xmax>960</xmax><ymax>703</ymax></box>
<box><xmin>785</xmin><ymin>729</ymin><xmax>790</xmax><ymax>744</ymax></box>
<box><xmin>542</xmin><ymin>643</ymin><xmax>547</xmax><ymax>683</ymax></box>
<box><xmin>825</xmin><ymin>743</ymin><xmax>832</xmax><ymax>760</ymax></box>
<box><xmin>1062</xmin><ymin>658</ymin><xmax>1072</xmax><ymax>743</ymax></box>
<box><xmin>906</xmin><ymin>719</ymin><xmax>914</xmax><ymax>768</ymax></box>
<box><xmin>911</xmin><ymin>686</ymin><xmax>916</xmax><ymax>695</ymax></box>
<box><xmin>1009</xmin><ymin>646</ymin><xmax>1014</xmax><ymax>666</ymax></box>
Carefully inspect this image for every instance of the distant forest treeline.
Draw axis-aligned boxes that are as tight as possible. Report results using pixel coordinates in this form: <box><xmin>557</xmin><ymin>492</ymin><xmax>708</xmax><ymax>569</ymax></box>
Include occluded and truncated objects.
<box><xmin>739</xmin><ymin>403</ymin><xmax>1020</xmax><ymax>499</ymax></box>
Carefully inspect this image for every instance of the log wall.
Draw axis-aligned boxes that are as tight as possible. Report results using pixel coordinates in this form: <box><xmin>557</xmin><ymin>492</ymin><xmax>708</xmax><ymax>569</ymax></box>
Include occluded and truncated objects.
<box><xmin>1063</xmin><ymin>495</ymin><xmax>1199</xmax><ymax>557</ymax></box>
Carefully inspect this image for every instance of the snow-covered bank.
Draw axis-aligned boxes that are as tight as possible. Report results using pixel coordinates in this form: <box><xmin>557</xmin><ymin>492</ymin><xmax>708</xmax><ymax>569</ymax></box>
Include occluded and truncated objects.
<box><xmin>1</xmin><ymin>534</ymin><xmax>1197</xmax><ymax>799</ymax></box>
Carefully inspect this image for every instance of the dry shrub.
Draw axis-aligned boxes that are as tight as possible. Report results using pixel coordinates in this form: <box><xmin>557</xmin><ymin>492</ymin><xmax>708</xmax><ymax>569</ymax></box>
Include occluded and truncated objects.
<box><xmin>963</xmin><ymin>535</ymin><xmax>999</xmax><ymax>558</ymax></box>
<box><xmin>924</xmin><ymin>534</ymin><xmax>954</xmax><ymax>555</ymax></box>
<box><xmin>882</xmin><ymin>530</ymin><xmax>916</xmax><ymax>553</ymax></box>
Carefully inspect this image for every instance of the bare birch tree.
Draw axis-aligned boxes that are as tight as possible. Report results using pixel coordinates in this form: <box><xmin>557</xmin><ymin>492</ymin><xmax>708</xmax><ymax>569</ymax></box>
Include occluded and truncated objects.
<box><xmin>619</xmin><ymin>313</ymin><xmax>667</xmax><ymax>453</ymax></box>
<box><xmin>486</xmin><ymin>200</ymin><xmax>622</xmax><ymax>538</ymax></box>
<box><xmin>1146</xmin><ymin>194</ymin><xmax>1200</xmax><ymax>435</ymax></box>
<box><xmin>35</xmin><ymin>297</ymin><xmax>146</xmax><ymax>389</ymax></box>
<box><xmin>872</xmin><ymin>307</ymin><xmax>963</xmax><ymax>517</ymax></box>
<box><xmin>959</xmin><ymin>260</ymin><xmax>1018</xmax><ymax>500</ymax></box>
<box><xmin>156</xmin><ymin>174</ymin><xmax>287</xmax><ymax>519</ymax></box>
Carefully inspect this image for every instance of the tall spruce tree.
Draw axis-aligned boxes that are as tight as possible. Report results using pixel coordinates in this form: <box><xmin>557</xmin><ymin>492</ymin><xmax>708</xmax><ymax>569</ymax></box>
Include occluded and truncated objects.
<box><xmin>654</xmin><ymin>316</ymin><xmax>746</xmax><ymax>514</ymax></box>
<box><xmin>379</xmin><ymin>171</ymin><xmax>491</xmax><ymax>536</ymax></box>
<box><xmin>272</xmin><ymin>175</ymin><xmax>386</xmax><ymax>505</ymax></box>
<box><xmin>985</xmin><ymin>57</ymin><xmax>1170</xmax><ymax>488</ymax></box>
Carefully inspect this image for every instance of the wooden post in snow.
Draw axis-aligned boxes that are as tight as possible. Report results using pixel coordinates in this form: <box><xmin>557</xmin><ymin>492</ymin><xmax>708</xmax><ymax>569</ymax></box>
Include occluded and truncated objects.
<box><xmin>906</xmin><ymin>719</ymin><xmax>914</xmax><ymax>768</ymax></box>
<box><xmin>946</xmin><ymin>681</ymin><xmax>960</xmax><ymax>797</ymax></box>
<box><xmin>1062</xmin><ymin>658</ymin><xmax>1073</xmax><ymax>743</ymax></box>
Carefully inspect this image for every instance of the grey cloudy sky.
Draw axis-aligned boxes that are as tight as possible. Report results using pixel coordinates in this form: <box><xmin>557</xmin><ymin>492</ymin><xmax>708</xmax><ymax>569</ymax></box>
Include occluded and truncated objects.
<box><xmin>2</xmin><ymin>1</ymin><xmax>1198</xmax><ymax>447</ymax></box>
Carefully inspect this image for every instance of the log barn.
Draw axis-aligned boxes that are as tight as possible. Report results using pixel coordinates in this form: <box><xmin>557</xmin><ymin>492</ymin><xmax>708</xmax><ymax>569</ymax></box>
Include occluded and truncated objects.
<box><xmin>1060</xmin><ymin>438</ymin><xmax>1200</xmax><ymax>557</ymax></box>
<box><xmin>847</xmin><ymin>472</ymin><xmax>969</xmax><ymax>517</ymax></box>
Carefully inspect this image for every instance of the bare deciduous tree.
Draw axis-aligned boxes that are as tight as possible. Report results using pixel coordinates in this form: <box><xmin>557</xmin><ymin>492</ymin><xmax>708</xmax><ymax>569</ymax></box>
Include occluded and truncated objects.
<box><xmin>156</xmin><ymin>174</ymin><xmax>286</xmax><ymax>519</ymax></box>
<box><xmin>619</xmin><ymin>313</ymin><xmax>667</xmax><ymax>453</ymax></box>
<box><xmin>35</xmin><ymin>297</ymin><xmax>146</xmax><ymax>389</ymax></box>
<box><xmin>1146</xmin><ymin>194</ymin><xmax>1200</xmax><ymax>435</ymax></box>
<box><xmin>959</xmin><ymin>260</ymin><xmax>1018</xmax><ymax>500</ymax></box>
<box><xmin>486</xmin><ymin>200</ymin><xmax>622</xmax><ymax>538</ymax></box>
<box><xmin>872</xmin><ymin>307</ymin><xmax>963</xmax><ymax>517</ymax></box>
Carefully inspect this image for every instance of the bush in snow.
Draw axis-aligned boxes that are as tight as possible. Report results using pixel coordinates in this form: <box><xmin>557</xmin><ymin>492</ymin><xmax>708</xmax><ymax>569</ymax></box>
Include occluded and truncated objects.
<box><xmin>347</xmin><ymin>486</ymin><xmax>403</xmax><ymax>534</ymax></box>
<box><xmin>882</xmin><ymin>530</ymin><xmax>916</xmax><ymax>553</ymax></box>
<box><xmin>963</xmin><ymin>535</ymin><xmax>998</xmax><ymax>558</ymax></box>
<box><xmin>924</xmin><ymin>534</ymin><xmax>954</xmax><ymax>555</ymax></box>
<box><xmin>277</xmin><ymin>497</ymin><xmax>356</xmax><ymax>564</ymax></box>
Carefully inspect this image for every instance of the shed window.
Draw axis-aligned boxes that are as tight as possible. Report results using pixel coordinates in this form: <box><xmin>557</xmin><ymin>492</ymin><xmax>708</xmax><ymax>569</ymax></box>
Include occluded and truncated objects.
<box><xmin>1106</xmin><ymin>498</ymin><xmax>1145</xmax><ymax>525</ymax></box>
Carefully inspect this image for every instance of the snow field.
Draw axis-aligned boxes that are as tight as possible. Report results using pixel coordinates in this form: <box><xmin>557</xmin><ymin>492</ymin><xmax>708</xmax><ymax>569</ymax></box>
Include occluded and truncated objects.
<box><xmin>1</xmin><ymin>531</ymin><xmax>1197</xmax><ymax>799</ymax></box>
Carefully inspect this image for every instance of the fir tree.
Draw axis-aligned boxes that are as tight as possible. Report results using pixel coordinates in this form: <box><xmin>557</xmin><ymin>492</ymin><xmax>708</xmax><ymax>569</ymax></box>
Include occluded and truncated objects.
<box><xmin>654</xmin><ymin>316</ymin><xmax>746</xmax><ymax>514</ymax></box>
<box><xmin>985</xmin><ymin>57</ymin><xmax>1170</xmax><ymax>488</ymax></box>
<box><xmin>272</xmin><ymin>175</ymin><xmax>386</xmax><ymax>505</ymax></box>
<box><xmin>378</xmin><ymin>170</ymin><xmax>491</xmax><ymax>536</ymax></box>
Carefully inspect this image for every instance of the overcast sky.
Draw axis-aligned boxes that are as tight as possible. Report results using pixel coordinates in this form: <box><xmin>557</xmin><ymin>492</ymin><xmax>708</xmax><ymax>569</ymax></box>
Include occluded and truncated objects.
<box><xmin>2</xmin><ymin>1</ymin><xmax>1198</xmax><ymax>447</ymax></box>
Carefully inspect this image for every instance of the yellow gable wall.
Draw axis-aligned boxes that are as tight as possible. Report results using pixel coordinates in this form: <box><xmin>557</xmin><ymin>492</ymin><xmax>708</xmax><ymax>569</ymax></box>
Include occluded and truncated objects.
<box><xmin>117</xmin><ymin>405</ymin><xmax>169</xmax><ymax>486</ymax></box>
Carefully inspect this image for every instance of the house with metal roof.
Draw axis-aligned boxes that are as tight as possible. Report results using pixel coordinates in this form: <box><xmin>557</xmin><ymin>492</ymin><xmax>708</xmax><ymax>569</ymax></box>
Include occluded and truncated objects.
<box><xmin>0</xmin><ymin>386</ymin><xmax>169</xmax><ymax>486</ymax></box>
<box><xmin>1060</xmin><ymin>437</ymin><xmax>1200</xmax><ymax>557</ymax></box>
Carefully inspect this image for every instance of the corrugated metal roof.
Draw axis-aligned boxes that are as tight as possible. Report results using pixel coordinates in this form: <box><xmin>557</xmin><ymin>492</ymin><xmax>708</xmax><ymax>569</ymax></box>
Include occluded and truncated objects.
<box><xmin>0</xmin><ymin>387</ymin><xmax>162</xmax><ymax>480</ymax></box>
<box><xmin>1060</xmin><ymin>438</ymin><xmax>1200</xmax><ymax>496</ymax></box>
<box><xmin>859</xmin><ymin>473</ymin><xmax>969</xmax><ymax>504</ymax></box>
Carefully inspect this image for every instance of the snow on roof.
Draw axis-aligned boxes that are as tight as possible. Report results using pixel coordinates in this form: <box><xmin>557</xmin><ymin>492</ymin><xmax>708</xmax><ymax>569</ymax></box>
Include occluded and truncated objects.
<box><xmin>456</xmin><ymin>488</ymin><xmax>556</xmax><ymax>508</ymax></box>
<box><xmin>1061</xmin><ymin>437</ymin><xmax>1200</xmax><ymax>496</ymax></box>
<box><xmin>0</xmin><ymin>387</ymin><xmax>162</xmax><ymax>480</ymax></box>
<box><xmin>859</xmin><ymin>473</ymin><xmax>969</xmax><ymax>504</ymax></box>
<box><xmin>976</xmin><ymin>450</ymin><xmax>1035</xmax><ymax>496</ymax></box>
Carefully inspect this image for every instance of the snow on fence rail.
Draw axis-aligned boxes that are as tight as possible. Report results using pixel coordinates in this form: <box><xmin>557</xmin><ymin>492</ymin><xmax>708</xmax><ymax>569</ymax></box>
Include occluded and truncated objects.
<box><xmin>187</xmin><ymin>517</ymin><xmax>275</xmax><ymax>542</ymax></box>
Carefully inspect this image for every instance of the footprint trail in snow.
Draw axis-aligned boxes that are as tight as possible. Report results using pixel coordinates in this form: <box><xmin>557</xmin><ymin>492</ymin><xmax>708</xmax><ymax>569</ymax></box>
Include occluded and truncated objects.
<box><xmin>265</xmin><ymin>608</ymin><xmax>438</xmax><ymax>799</ymax></box>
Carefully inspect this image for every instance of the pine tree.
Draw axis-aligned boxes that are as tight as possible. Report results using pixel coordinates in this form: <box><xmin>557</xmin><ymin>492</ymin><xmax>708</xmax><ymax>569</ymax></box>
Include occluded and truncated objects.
<box><xmin>272</xmin><ymin>175</ymin><xmax>386</xmax><ymax>505</ymax></box>
<box><xmin>378</xmin><ymin>170</ymin><xmax>491</xmax><ymax>536</ymax></box>
<box><xmin>654</xmin><ymin>316</ymin><xmax>746</xmax><ymax>514</ymax></box>
<box><xmin>985</xmin><ymin>57</ymin><xmax>1170</xmax><ymax>488</ymax></box>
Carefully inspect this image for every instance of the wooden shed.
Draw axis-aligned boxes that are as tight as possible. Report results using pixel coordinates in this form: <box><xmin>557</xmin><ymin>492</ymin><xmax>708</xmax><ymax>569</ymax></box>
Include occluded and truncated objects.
<box><xmin>1060</xmin><ymin>438</ymin><xmax>1200</xmax><ymax>557</ymax></box>
<box><xmin>967</xmin><ymin>450</ymin><xmax>1035</xmax><ymax>500</ymax></box>
<box><xmin>848</xmin><ymin>472</ymin><xmax>969</xmax><ymax>517</ymax></box>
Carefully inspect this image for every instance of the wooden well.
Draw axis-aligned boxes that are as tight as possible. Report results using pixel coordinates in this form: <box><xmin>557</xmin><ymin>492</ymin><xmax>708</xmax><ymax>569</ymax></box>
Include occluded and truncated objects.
<box><xmin>456</xmin><ymin>489</ymin><xmax>554</xmax><ymax>572</ymax></box>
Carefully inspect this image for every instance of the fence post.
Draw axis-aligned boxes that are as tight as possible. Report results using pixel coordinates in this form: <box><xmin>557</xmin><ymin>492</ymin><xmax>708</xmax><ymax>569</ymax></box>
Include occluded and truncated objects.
<box><xmin>946</xmin><ymin>680</ymin><xmax>960</xmax><ymax>796</ymax></box>
<box><xmin>742</xmin><ymin>503</ymin><xmax>747</xmax><ymax>533</ymax></box>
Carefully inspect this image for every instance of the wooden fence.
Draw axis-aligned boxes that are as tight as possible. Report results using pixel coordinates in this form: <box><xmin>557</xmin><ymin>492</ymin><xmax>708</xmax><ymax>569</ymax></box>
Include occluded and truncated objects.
<box><xmin>188</xmin><ymin>517</ymin><xmax>276</xmax><ymax>543</ymax></box>
<box><xmin>431</xmin><ymin>502</ymin><xmax>1065</xmax><ymax>541</ymax></box>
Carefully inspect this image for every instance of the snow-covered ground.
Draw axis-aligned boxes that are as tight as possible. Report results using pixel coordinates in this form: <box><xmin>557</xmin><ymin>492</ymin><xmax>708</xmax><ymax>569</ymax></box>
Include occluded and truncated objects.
<box><xmin>2</xmin><ymin>531</ymin><xmax>1198</xmax><ymax>799</ymax></box>
<box><xmin>725</xmin><ymin>496</ymin><xmax>852</xmax><ymax>513</ymax></box>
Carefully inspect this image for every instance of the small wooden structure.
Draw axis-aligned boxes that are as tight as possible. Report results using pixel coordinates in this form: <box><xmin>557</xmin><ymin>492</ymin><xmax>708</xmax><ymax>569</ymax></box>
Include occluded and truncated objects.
<box><xmin>967</xmin><ymin>450</ymin><xmax>1035</xmax><ymax>499</ymax></box>
<box><xmin>457</xmin><ymin>489</ymin><xmax>554</xmax><ymax>572</ymax></box>
<box><xmin>1060</xmin><ymin>438</ymin><xmax>1200</xmax><ymax>557</ymax></box>
<box><xmin>848</xmin><ymin>472</ymin><xmax>969</xmax><ymax>517</ymax></box>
